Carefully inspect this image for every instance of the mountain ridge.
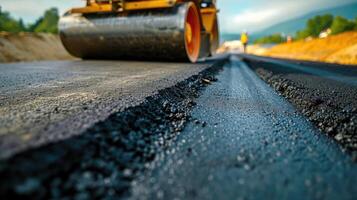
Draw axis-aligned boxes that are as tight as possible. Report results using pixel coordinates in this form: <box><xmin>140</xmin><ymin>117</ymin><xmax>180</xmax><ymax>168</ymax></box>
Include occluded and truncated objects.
<box><xmin>221</xmin><ymin>2</ymin><xmax>357</xmax><ymax>42</ymax></box>
<box><xmin>256</xmin><ymin>2</ymin><xmax>357</xmax><ymax>36</ymax></box>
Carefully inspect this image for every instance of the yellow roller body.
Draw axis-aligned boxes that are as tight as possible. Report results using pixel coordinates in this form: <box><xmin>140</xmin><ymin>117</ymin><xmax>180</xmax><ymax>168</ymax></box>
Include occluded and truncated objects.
<box><xmin>59</xmin><ymin>0</ymin><xmax>219</xmax><ymax>62</ymax></box>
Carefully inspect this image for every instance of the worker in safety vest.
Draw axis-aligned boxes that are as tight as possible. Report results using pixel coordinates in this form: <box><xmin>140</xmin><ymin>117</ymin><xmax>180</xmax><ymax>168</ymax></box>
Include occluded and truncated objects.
<box><xmin>241</xmin><ymin>31</ymin><xmax>249</xmax><ymax>53</ymax></box>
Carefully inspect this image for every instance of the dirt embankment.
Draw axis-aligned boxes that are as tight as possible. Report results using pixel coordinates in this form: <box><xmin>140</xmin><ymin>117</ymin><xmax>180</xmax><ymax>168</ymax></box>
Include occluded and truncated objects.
<box><xmin>0</xmin><ymin>32</ymin><xmax>73</xmax><ymax>63</ymax></box>
<box><xmin>263</xmin><ymin>31</ymin><xmax>357</xmax><ymax>65</ymax></box>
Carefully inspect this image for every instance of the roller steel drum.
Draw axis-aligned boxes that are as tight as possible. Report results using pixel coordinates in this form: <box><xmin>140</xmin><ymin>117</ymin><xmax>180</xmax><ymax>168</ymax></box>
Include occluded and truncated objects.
<box><xmin>59</xmin><ymin>3</ymin><xmax>201</xmax><ymax>62</ymax></box>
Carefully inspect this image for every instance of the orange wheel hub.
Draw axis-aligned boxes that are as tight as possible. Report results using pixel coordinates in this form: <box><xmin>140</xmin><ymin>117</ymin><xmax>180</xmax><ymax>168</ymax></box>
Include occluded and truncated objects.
<box><xmin>184</xmin><ymin>3</ymin><xmax>201</xmax><ymax>63</ymax></box>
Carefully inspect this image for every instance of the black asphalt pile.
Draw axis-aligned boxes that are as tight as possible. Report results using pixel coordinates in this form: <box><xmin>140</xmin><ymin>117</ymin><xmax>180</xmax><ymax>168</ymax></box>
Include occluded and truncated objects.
<box><xmin>243</xmin><ymin>57</ymin><xmax>357</xmax><ymax>160</ymax></box>
<box><xmin>0</xmin><ymin>60</ymin><xmax>225</xmax><ymax>199</ymax></box>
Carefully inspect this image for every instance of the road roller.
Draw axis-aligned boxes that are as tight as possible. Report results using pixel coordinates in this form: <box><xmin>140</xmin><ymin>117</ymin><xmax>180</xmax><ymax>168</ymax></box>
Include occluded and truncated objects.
<box><xmin>59</xmin><ymin>0</ymin><xmax>219</xmax><ymax>63</ymax></box>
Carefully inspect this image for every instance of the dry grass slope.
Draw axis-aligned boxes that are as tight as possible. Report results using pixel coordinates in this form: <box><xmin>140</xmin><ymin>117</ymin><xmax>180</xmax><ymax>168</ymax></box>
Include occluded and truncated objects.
<box><xmin>263</xmin><ymin>31</ymin><xmax>357</xmax><ymax>65</ymax></box>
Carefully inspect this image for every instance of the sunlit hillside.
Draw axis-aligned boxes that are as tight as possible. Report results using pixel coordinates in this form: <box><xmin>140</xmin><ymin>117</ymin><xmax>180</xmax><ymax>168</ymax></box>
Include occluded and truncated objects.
<box><xmin>263</xmin><ymin>31</ymin><xmax>357</xmax><ymax>65</ymax></box>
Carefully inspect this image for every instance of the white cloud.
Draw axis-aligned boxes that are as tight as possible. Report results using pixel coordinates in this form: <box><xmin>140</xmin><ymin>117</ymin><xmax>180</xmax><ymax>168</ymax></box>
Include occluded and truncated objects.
<box><xmin>219</xmin><ymin>0</ymin><xmax>356</xmax><ymax>33</ymax></box>
<box><xmin>1</xmin><ymin>0</ymin><xmax>356</xmax><ymax>32</ymax></box>
<box><xmin>233</xmin><ymin>9</ymin><xmax>279</xmax><ymax>24</ymax></box>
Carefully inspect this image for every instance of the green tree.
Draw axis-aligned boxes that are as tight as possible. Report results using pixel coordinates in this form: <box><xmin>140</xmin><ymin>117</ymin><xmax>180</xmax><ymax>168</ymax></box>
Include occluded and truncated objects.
<box><xmin>295</xmin><ymin>14</ymin><xmax>333</xmax><ymax>40</ymax></box>
<box><xmin>0</xmin><ymin>11</ymin><xmax>26</xmax><ymax>32</ymax></box>
<box><xmin>330</xmin><ymin>16</ymin><xmax>355</xmax><ymax>35</ymax></box>
<box><xmin>18</xmin><ymin>19</ymin><xmax>26</xmax><ymax>30</ymax></box>
<box><xmin>28</xmin><ymin>17</ymin><xmax>44</xmax><ymax>32</ymax></box>
<box><xmin>296</xmin><ymin>30</ymin><xmax>310</xmax><ymax>40</ymax></box>
<box><xmin>0</xmin><ymin>7</ymin><xmax>60</xmax><ymax>33</ymax></box>
<box><xmin>254</xmin><ymin>34</ymin><xmax>285</xmax><ymax>44</ymax></box>
<box><xmin>32</xmin><ymin>8</ymin><xmax>59</xmax><ymax>33</ymax></box>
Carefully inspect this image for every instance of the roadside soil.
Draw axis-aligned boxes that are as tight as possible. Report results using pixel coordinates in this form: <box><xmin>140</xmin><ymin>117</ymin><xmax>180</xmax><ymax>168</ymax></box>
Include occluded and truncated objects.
<box><xmin>0</xmin><ymin>32</ymin><xmax>73</xmax><ymax>63</ymax></box>
<box><xmin>263</xmin><ymin>31</ymin><xmax>357</xmax><ymax>65</ymax></box>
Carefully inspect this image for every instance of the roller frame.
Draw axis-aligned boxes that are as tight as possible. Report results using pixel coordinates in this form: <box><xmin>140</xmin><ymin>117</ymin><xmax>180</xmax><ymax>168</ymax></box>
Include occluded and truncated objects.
<box><xmin>60</xmin><ymin>0</ymin><xmax>219</xmax><ymax>62</ymax></box>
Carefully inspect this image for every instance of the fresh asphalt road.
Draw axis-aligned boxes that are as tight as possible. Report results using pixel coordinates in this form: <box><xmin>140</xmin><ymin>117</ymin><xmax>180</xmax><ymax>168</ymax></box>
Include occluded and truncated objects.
<box><xmin>241</xmin><ymin>54</ymin><xmax>357</xmax><ymax>153</ymax></box>
<box><xmin>242</xmin><ymin>54</ymin><xmax>357</xmax><ymax>86</ymax></box>
<box><xmin>0</xmin><ymin>55</ymin><xmax>356</xmax><ymax>199</ymax></box>
<box><xmin>0</xmin><ymin>60</ymin><xmax>210</xmax><ymax>159</ymax></box>
<box><xmin>130</xmin><ymin>56</ymin><xmax>357</xmax><ymax>200</ymax></box>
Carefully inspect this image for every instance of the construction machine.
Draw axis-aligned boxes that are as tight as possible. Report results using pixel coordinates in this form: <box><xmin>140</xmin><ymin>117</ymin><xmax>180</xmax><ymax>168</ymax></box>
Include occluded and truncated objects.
<box><xmin>59</xmin><ymin>0</ymin><xmax>219</xmax><ymax>63</ymax></box>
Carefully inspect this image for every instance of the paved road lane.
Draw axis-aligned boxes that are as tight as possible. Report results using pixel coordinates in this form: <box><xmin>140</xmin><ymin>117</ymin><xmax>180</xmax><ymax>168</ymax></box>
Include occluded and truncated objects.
<box><xmin>0</xmin><ymin>60</ymin><xmax>210</xmax><ymax>158</ymax></box>
<box><xmin>241</xmin><ymin>54</ymin><xmax>357</xmax><ymax>155</ymax></box>
<box><xmin>131</xmin><ymin>56</ymin><xmax>357</xmax><ymax>200</ymax></box>
<box><xmin>242</xmin><ymin>54</ymin><xmax>357</xmax><ymax>86</ymax></box>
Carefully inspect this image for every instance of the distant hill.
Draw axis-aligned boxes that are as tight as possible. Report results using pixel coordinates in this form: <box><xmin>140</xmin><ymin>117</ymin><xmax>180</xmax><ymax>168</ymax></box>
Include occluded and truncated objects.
<box><xmin>256</xmin><ymin>2</ymin><xmax>357</xmax><ymax>36</ymax></box>
<box><xmin>221</xmin><ymin>2</ymin><xmax>357</xmax><ymax>43</ymax></box>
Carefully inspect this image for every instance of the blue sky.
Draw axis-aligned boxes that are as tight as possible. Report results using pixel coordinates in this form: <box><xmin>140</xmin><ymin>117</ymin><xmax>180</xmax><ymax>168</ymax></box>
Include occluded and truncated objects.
<box><xmin>0</xmin><ymin>0</ymin><xmax>356</xmax><ymax>33</ymax></box>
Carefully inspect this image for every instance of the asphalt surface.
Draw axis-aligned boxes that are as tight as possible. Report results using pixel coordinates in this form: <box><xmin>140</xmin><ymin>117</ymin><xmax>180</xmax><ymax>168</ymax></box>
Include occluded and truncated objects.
<box><xmin>0</xmin><ymin>58</ymin><xmax>225</xmax><ymax>199</ymax></box>
<box><xmin>130</xmin><ymin>56</ymin><xmax>357</xmax><ymax>200</ymax></box>
<box><xmin>0</xmin><ymin>55</ymin><xmax>356</xmax><ymax>199</ymax></box>
<box><xmin>0</xmin><ymin>60</ymin><xmax>211</xmax><ymax>159</ymax></box>
<box><xmin>242</xmin><ymin>54</ymin><xmax>357</xmax><ymax>156</ymax></box>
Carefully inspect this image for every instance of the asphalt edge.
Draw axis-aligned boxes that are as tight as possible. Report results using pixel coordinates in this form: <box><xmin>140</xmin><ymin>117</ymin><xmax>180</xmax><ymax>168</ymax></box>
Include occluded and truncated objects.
<box><xmin>0</xmin><ymin>58</ymin><xmax>228</xmax><ymax>198</ymax></box>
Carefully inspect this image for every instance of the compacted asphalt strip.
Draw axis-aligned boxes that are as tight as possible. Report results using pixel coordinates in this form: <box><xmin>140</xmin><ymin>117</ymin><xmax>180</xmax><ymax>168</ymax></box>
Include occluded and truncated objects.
<box><xmin>241</xmin><ymin>54</ymin><xmax>357</xmax><ymax>157</ymax></box>
<box><xmin>242</xmin><ymin>54</ymin><xmax>357</xmax><ymax>86</ymax></box>
<box><xmin>130</xmin><ymin>56</ymin><xmax>357</xmax><ymax>200</ymax></box>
